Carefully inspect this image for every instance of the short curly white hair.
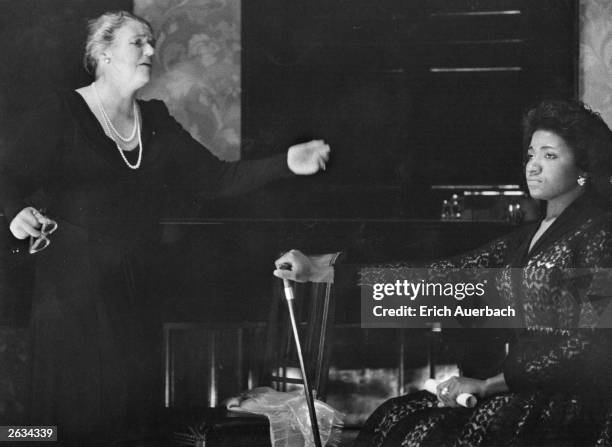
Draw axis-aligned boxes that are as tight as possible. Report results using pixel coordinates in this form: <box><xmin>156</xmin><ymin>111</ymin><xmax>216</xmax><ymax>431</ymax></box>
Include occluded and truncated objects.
<box><xmin>83</xmin><ymin>10</ymin><xmax>153</xmax><ymax>77</ymax></box>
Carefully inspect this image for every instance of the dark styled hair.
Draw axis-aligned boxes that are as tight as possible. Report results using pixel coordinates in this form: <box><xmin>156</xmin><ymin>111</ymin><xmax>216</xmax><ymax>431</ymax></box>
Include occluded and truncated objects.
<box><xmin>523</xmin><ymin>99</ymin><xmax>612</xmax><ymax>201</ymax></box>
<box><xmin>83</xmin><ymin>10</ymin><xmax>153</xmax><ymax>76</ymax></box>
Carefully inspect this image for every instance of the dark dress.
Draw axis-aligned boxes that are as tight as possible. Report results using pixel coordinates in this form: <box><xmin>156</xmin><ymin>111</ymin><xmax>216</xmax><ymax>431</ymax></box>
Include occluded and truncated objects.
<box><xmin>355</xmin><ymin>196</ymin><xmax>612</xmax><ymax>447</ymax></box>
<box><xmin>0</xmin><ymin>91</ymin><xmax>293</xmax><ymax>445</ymax></box>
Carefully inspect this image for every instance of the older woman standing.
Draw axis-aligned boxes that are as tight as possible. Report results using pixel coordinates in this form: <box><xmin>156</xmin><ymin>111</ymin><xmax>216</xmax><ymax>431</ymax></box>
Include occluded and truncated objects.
<box><xmin>276</xmin><ymin>100</ymin><xmax>612</xmax><ymax>446</ymax></box>
<box><xmin>0</xmin><ymin>10</ymin><xmax>329</xmax><ymax>446</ymax></box>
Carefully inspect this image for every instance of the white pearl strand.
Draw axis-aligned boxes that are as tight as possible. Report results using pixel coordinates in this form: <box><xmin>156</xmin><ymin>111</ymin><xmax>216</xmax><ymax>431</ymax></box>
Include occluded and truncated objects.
<box><xmin>91</xmin><ymin>82</ymin><xmax>142</xmax><ymax>169</ymax></box>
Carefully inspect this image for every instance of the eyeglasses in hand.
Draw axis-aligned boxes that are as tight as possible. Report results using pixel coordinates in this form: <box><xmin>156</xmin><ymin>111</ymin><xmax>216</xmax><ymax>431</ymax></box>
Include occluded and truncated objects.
<box><xmin>29</xmin><ymin>218</ymin><xmax>58</xmax><ymax>254</ymax></box>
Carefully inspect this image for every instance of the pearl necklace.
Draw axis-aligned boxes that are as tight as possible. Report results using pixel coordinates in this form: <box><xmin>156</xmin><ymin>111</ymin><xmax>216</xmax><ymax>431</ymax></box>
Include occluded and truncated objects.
<box><xmin>91</xmin><ymin>82</ymin><xmax>142</xmax><ymax>169</ymax></box>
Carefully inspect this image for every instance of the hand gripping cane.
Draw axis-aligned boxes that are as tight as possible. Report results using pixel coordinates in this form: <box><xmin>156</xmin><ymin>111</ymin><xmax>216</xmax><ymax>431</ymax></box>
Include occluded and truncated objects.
<box><xmin>279</xmin><ymin>264</ymin><xmax>323</xmax><ymax>447</ymax></box>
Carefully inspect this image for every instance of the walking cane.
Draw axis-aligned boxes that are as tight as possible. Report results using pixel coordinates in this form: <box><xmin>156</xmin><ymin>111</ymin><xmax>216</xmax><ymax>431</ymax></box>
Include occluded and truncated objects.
<box><xmin>279</xmin><ymin>264</ymin><xmax>323</xmax><ymax>447</ymax></box>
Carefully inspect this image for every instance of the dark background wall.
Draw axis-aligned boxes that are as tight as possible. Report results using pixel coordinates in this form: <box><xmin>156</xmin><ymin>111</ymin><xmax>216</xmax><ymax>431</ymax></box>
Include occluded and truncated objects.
<box><xmin>237</xmin><ymin>0</ymin><xmax>578</xmax><ymax>220</ymax></box>
<box><xmin>0</xmin><ymin>0</ymin><xmax>130</xmax><ymax>148</ymax></box>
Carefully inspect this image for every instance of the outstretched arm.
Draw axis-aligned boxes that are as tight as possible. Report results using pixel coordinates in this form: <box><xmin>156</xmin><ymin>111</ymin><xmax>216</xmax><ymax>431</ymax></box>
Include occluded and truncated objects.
<box><xmin>152</xmin><ymin>100</ymin><xmax>330</xmax><ymax>198</ymax></box>
<box><xmin>273</xmin><ymin>231</ymin><xmax>515</xmax><ymax>285</ymax></box>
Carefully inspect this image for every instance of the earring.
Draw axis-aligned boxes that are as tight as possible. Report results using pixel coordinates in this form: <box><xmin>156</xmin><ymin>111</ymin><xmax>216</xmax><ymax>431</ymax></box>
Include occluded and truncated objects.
<box><xmin>105</xmin><ymin>58</ymin><xmax>110</xmax><ymax>63</ymax></box>
<box><xmin>577</xmin><ymin>175</ymin><xmax>586</xmax><ymax>186</ymax></box>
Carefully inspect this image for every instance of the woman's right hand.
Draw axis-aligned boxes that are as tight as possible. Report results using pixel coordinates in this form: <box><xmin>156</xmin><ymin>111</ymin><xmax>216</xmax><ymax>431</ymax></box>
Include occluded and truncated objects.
<box><xmin>273</xmin><ymin>249</ymin><xmax>334</xmax><ymax>283</ymax></box>
<box><xmin>286</xmin><ymin>140</ymin><xmax>331</xmax><ymax>175</ymax></box>
<box><xmin>9</xmin><ymin>207</ymin><xmax>44</xmax><ymax>239</ymax></box>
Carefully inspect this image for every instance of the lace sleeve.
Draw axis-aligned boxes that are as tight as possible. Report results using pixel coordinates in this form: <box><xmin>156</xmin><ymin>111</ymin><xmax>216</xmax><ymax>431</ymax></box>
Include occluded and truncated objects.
<box><xmin>428</xmin><ymin>237</ymin><xmax>509</xmax><ymax>270</ymax></box>
<box><xmin>358</xmin><ymin>235</ymin><xmax>510</xmax><ymax>286</ymax></box>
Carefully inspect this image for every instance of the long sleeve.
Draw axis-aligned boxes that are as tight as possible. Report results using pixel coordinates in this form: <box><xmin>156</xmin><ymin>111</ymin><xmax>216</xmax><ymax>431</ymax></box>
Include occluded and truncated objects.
<box><xmin>503</xmin><ymin>221</ymin><xmax>612</xmax><ymax>396</ymax></box>
<box><xmin>0</xmin><ymin>93</ymin><xmax>65</xmax><ymax>224</ymax></box>
<box><xmin>149</xmin><ymin>100</ymin><xmax>294</xmax><ymax>199</ymax></box>
<box><xmin>427</xmin><ymin>236</ymin><xmax>510</xmax><ymax>270</ymax></box>
<box><xmin>358</xmin><ymin>233</ymin><xmax>511</xmax><ymax>286</ymax></box>
<box><xmin>349</xmin><ymin>230</ymin><xmax>515</xmax><ymax>378</ymax></box>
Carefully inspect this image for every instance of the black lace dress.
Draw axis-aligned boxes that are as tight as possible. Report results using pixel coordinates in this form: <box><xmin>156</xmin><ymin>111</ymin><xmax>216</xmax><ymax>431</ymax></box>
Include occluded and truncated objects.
<box><xmin>355</xmin><ymin>196</ymin><xmax>612</xmax><ymax>447</ymax></box>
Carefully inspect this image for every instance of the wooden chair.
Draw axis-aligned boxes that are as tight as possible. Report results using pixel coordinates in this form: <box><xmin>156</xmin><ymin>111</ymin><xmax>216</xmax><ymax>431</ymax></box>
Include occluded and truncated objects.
<box><xmin>260</xmin><ymin>252</ymin><xmax>342</xmax><ymax>400</ymax></box>
<box><xmin>167</xmin><ymin>252</ymin><xmax>343</xmax><ymax>446</ymax></box>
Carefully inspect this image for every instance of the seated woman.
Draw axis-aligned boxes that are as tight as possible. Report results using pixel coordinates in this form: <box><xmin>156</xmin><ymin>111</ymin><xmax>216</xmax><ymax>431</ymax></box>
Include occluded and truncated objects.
<box><xmin>274</xmin><ymin>99</ymin><xmax>612</xmax><ymax>446</ymax></box>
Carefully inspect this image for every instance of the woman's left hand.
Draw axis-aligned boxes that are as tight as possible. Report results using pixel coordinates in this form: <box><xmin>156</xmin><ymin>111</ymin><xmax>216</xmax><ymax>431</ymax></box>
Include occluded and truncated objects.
<box><xmin>436</xmin><ymin>376</ymin><xmax>486</xmax><ymax>408</ymax></box>
<box><xmin>287</xmin><ymin>140</ymin><xmax>330</xmax><ymax>175</ymax></box>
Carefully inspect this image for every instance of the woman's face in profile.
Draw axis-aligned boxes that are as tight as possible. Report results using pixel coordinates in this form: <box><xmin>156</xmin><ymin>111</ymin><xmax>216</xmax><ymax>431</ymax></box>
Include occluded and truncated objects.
<box><xmin>103</xmin><ymin>20</ymin><xmax>155</xmax><ymax>89</ymax></box>
<box><xmin>525</xmin><ymin>129</ymin><xmax>582</xmax><ymax>202</ymax></box>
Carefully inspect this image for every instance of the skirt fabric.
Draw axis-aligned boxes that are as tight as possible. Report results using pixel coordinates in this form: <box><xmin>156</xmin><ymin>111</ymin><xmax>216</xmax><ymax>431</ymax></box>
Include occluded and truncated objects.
<box><xmin>28</xmin><ymin>219</ymin><xmax>159</xmax><ymax>446</ymax></box>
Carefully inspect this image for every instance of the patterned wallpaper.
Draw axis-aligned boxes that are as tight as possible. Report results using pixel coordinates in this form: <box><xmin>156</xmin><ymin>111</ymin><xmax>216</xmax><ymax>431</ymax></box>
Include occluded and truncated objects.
<box><xmin>135</xmin><ymin>0</ymin><xmax>241</xmax><ymax>161</ymax></box>
<box><xmin>580</xmin><ymin>0</ymin><xmax>612</xmax><ymax>126</ymax></box>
